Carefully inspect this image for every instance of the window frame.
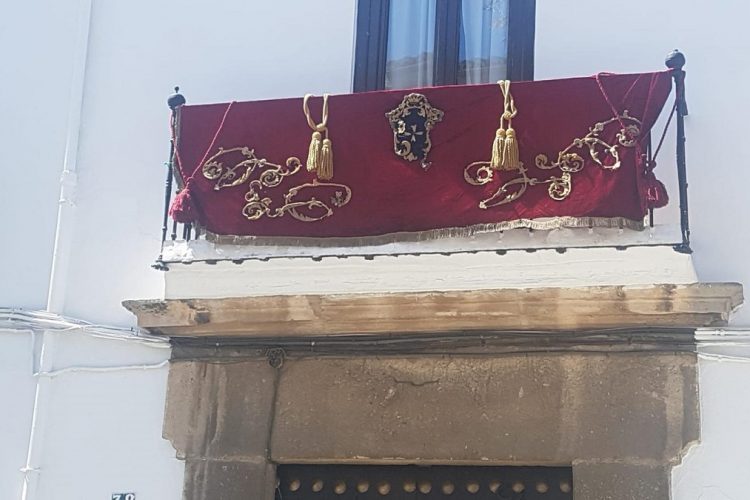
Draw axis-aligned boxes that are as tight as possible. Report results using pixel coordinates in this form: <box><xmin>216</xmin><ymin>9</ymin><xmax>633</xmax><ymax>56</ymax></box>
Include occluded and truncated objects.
<box><xmin>353</xmin><ymin>0</ymin><xmax>535</xmax><ymax>92</ymax></box>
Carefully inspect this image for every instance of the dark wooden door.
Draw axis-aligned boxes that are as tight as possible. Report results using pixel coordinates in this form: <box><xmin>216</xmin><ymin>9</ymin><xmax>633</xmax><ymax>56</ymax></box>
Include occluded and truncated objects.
<box><xmin>277</xmin><ymin>464</ymin><xmax>572</xmax><ymax>499</ymax></box>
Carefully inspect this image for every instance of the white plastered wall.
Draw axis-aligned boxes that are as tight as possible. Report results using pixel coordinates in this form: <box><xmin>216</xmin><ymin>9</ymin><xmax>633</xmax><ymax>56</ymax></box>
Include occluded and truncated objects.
<box><xmin>0</xmin><ymin>330</ymin><xmax>37</xmax><ymax>500</ymax></box>
<box><xmin>0</xmin><ymin>324</ymin><xmax>180</xmax><ymax>500</ymax></box>
<box><xmin>3</xmin><ymin>0</ymin><xmax>747</xmax><ymax>327</ymax></box>
<box><xmin>0</xmin><ymin>2</ymin><xmax>79</xmax><ymax>309</ymax></box>
<box><xmin>673</xmin><ymin>357</ymin><xmax>750</xmax><ymax>500</ymax></box>
<box><xmin>61</xmin><ymin>0</ymin><xmax>358</xmax><ymax>326</ymax></box>
<box><xmin>2</xmin><ymin>0</ymin><xmax>750</xmax><ymax>499</ymax></box>
<box><xmin>1</xmin><ymin>1</ymin><xmax>358</xmax><ymax>499</ymax></box>
<box><xmin>535</xmin><ymin>2</ymin><xmax>750</xmax><ymax>498</ymax></box>
<box><xmin>535</xmin><ymin>0</ymin><xmax>750</xmax><ymax>326</ymax></box>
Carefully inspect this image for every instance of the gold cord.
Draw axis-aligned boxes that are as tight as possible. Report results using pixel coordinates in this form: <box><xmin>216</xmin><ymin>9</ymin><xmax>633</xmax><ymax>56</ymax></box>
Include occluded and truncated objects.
<box><xmin>303</xmin><ymin>94</ymin><xmax>333</xmax><ymax>179</ymax></box>
<box><xmin>490</xmin><ymin>80</ymin><xmax>520</xmax><ymax>170</ymax></box>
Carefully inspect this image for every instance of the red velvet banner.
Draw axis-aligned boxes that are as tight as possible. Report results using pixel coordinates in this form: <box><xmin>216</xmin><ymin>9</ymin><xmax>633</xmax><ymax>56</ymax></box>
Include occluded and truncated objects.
<box><xmin>171</xmin><ymin>71</ymin><xmax>672</xmax><ymax>241</ymax></box>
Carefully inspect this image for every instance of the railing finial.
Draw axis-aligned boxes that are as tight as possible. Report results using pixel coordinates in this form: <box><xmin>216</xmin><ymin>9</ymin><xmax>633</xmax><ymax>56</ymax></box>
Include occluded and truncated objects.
<box><xmin>665</xmin><ymin>49</ymin><xmax>686</xmax><ymax>70</ymax></box>
<box><xmin>168</xmin><ymin>86</ymin><xmax>186</xmax><ymax>110</ymax></box>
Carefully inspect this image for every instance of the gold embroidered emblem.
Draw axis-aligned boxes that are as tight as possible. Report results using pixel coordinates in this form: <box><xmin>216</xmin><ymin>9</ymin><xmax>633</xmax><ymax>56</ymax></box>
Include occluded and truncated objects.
<box><xmin>386</xmin><ymin>93</ymin><xmax>444</xmax><ymax>170</ymax></box>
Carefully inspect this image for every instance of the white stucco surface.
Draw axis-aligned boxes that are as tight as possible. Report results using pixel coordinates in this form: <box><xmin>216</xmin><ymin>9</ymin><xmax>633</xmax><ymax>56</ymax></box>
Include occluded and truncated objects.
<box><xmin>0</xmin><ymin>2</ymin><xmax>79</xmax><ymax>310</ymax></box>
<box><xmin>164</xmin><ymin>245</ymin><xmax>698</xmax><ymax>299</ymax></box>
<box><xmin>0</xmin><ymin>324</ymin><xmax>180</xmax><ymax>500</ymax></box>
<box><xmin>2</xmin><ymin>0</ymin><xmax>747</xmax><ymax>326</ymax></box>
<box><xmin>1</xmin><ymin>0</ymin><xmax>749</xmax><ymax>499</ymax></box>
<box><xmin>61</xmin><ymin>0</ymin><xmax>358</xmax><ymax>326</ymax></box>
<box><xmin>0</xmin><ymin>330</ymin><xmax>37</xmax><ymax>500</ymax></box>
<box><xmin>672</xmin><ymin>349</ymin><xmax>750</xmax><ymax>500</ymax></box>
<box><xmin>29</xmin><ymin>332</ymin><xmax>180</xmax><ymax>500</ymax></box>
<box><xmin>535</xmin><ymin>0</ymin><xmax>750</xmax><ymax>326</ymax></box>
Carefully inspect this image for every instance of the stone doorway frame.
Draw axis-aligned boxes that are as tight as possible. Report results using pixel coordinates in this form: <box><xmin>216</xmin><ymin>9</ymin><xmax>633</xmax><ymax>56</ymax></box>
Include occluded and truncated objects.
<box><xmin>124</xmin><ymin>283</ymin><xmax>743</xmax><ymax>500</ymax></box>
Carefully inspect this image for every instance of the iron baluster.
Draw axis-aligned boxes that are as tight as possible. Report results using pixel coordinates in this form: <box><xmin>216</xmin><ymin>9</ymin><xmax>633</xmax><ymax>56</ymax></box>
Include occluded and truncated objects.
<box><xmin>666</xmin><ymin>50</ymin><xmax>691</xmax><ymax>253</ymax></box>
<box><xmin>153</xmin><ymin>87</ymin><xmax>186</xmax><ymax>270</ymax></box>
<box><xmin>183</xmin><ymin>222</ymin><xmax>192</xmax><ymax>241</ymax></box>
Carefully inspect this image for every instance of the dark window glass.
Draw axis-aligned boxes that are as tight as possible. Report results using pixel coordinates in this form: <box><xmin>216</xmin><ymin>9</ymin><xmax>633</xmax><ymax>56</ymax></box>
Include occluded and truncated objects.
<box><xmin>354</xmin><ymin>0</ymin><xmax>534</xmax><ymax>92</ymax></box>
<box><xmin>385</xmin><ymin>0</ymin><xmax>437</xmax><ymax>89</ymax></box>
<box><xmin>458</xmin><ymin>0</ymin><xmax>510</xmax><ymax>85</ymax></box>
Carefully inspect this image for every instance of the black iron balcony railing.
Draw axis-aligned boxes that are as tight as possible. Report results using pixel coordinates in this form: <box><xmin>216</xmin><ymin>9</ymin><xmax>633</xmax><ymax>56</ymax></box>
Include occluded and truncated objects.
<box><xmin>665</xmin><ymin>50</ymin><xmax>690</xmax><ymax>253</ymax></box>
<box><xmin>153</xmin><ymin>50</ymin><xmax>690</xmax><ymax>271</ymax></box>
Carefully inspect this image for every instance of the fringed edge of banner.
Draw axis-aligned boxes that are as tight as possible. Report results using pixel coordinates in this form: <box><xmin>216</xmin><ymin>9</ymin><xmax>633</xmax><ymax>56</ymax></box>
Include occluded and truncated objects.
<box><xmin>203</xmin><ymin>216</ymin><xmax>645</xmax><ymax>247</ymax></box>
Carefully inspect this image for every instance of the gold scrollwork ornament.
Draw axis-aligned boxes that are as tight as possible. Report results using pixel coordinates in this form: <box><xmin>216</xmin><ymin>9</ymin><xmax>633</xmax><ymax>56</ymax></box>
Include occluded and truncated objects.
<box><xmin>464</xmin><ymin>112</ymin><xmax>641</xmax><ymax>209</ymax></box>
<box><xmin>201</xmin><ymin>147</ymin><xmax>351</xmax><ymax>223</ymax></box>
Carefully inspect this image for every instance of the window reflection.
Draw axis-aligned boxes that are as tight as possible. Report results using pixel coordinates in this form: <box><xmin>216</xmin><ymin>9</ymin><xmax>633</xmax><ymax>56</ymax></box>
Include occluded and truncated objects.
<box><xmin>384</xmin><ymin>0</ymin><xmax>509</xmax><ymax>90</ymax></box>
<box><xmin>459</xmin><ymin>0</ymin><xmax>509</xmax><ymax>84</ymax></box>
<box><xmin>385</xmin><ymin>0</ymin><xmax>437</xmax><ymax>89</ymax></box>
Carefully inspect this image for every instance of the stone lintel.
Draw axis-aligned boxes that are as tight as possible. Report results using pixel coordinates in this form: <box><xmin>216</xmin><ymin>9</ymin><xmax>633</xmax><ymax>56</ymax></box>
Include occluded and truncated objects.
<box><xmin>123</xmin><ymin>283</ymin><xmax>742</xmax><ymax>338</ymax></box>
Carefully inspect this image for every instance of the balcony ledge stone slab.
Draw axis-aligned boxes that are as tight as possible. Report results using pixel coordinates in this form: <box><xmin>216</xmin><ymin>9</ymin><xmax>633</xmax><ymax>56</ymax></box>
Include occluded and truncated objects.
<box><xmin>124</xmin><ymin>282</ymin><xmax>743</xmax><ymax>338</ymax></box>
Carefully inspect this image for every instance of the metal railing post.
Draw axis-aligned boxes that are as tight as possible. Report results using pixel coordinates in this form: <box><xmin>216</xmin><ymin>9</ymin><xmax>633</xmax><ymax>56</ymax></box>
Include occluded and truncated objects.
<box><xmin>153</xmin><ymin>86</ymin><xmax>186</xmax><ymax>270</ymax></box>
<box><xmin>665</xmin><ymin>50</ymin><xmax>691</xmax><ymax>254</ymax></box>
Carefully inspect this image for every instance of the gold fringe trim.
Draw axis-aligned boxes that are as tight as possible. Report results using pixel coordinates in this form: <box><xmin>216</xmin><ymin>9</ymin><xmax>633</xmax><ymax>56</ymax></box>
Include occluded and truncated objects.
<box><xmin>205</xmin><ymin>216</ymin><xmax>645</xmax><ymax>247</ymax></box>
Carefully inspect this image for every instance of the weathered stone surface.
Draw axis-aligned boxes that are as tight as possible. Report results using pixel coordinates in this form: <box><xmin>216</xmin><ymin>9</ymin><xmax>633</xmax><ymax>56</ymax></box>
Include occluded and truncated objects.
<box><xmin>123</xmin><ymin>282</ymin><xmax>743</xmax><ymax>337</ymax></box>
<box><xmin>164</xmin><ymin>360</ymin><xmax>276</xmax><ymax>460</ymax></box>
<box><xmin>268</xmin><ymin>353</ymin><xmax>697</xmax><ymax>464</ymax></box>
<box><xmin>572</xmin><ymin>462</ymin><xmax>670</xmax><ymax>500</ymax></box>
<box><xmin>163</xmin><ymin>349</ymin><xmax>699</xmax><ymax>500</ymax></box>
<box><xmin>183</xmin><ymin>458</ymin><xmax>275</xmax><ymax>500</ymax></box>
<box><xmin>165</xmin><ymin>354</ymin><xmax>698</xmax><ymax>461</ymax></box>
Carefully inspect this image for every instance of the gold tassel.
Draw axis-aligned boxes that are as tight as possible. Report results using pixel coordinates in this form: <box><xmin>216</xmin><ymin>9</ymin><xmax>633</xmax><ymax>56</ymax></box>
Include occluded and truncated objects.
<box><xmin>306</xmin><ymin>131</ymin><xmax>322</xmax><ymax>172</ymax></box>
<box><xmin>303</xmin><ymin>93</ymin><xmax>335</xmax><ymax>179</ymax></box>
<box><xmin>492</xmin><ymin>80</ymin><xmax>521</xmax><ymax>171</ymax></box>
<box><xmin>318</xmin><ymin>138</ymin><xmax>334</xmax><ymax>180</ymax></box>
<box><xmin>502</xmin><ymin>127</ymin><xmax>520</xmax><ymax>170</ymax></box>
<box><xmin>490</xmin><ymin>127</ymin><xmax>505</xmax><ymax>170</ymax></box>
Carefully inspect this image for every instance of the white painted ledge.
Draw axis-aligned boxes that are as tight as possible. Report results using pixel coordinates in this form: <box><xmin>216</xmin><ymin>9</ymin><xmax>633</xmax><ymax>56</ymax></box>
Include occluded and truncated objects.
<box><xmin>163</xmin><ymin>245</ymin><xmax>697</xmax><ymax>300</ymax></box>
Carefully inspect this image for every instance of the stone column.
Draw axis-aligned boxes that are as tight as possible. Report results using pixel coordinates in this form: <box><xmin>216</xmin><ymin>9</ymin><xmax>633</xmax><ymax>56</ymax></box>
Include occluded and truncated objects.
<box><xmin>164</xmin><ymin>360</ymin><xmax>278</xmax><ymax>500</ymax></box>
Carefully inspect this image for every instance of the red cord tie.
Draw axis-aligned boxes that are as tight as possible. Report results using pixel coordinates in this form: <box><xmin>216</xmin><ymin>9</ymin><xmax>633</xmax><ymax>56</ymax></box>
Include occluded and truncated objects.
<box><xmin>644</xmin><ymin>160</ymin><xmax>669</xmax><ymax>209</ymax></box>
<box><xmin>169</xmin><ymin>179</ymin><xmax>199</xmax><ymax>223</ymax></box>
<box><xmin>168</xmin><ymin>101</ymin><xmax>235</xmax><ymax>224</ymax></box>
